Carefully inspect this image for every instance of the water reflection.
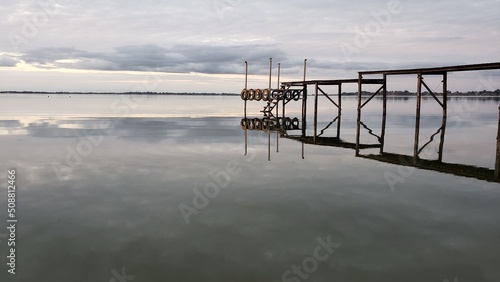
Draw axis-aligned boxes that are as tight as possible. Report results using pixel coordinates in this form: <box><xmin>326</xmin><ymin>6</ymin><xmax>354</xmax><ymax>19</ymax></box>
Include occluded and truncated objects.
<box><xmin>242</xmin><ymin>102</ymin><xmax>500</xmax><ymax>184</ymax></box>
<box><xmin>1</xmin><ymin>94</ymin><xmax>499</xmax><ymax>281</ymax></box>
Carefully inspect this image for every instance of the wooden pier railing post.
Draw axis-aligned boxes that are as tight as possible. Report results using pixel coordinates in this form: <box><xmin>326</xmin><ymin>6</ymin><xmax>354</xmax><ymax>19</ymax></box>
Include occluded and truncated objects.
<box><xmin>355</xmin><ymin>74</ymin><xmax>362</xmax><ymax>156</ymax></box>
<box><xmin>439</xmin><ymin>72</ymin><xmax>448</xmax><ymax>162</ymax></box>
<box><xmin>314</xmin><ymin>82</ymin><xmax>319</xmax><ymax>143</ymax></box>
<box><xmin>380</xmin><ymin>74</ymin><xmax>387</xmax><ymax>154</ymax></box>
<box><xmin>495</xmin><ymin>106</ymin><xmax>500</xmax><ymax>178</ymax></box>
<box><xmin>276</xmin><ymin>63</ymin><xmax>280</xmax><ymax>153</ymax></box>
<box><xmin>414</xmin><ymin>73</ymin><xmax>423</xmax><ymax>164</ymax></box>
<box><xmin>337</xmin><ymin>84</ymin><xmax>342</xmax><ymax>139</ymax></box>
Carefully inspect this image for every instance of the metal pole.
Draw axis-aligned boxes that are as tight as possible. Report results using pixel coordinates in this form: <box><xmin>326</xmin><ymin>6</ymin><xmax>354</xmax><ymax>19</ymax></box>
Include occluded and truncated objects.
<box><xmin>276</xmin><ymin>130</ymin><xmax>279</xmax><ymax>153</ymax></box>
<box><xmin>269</xmin><ymin>58</ymin><xmax>272</xmax><ymax>90</ymax></box>
<box><xmin>303</xmin><ymin>59</ymin><xmax>307</xmax><ymax>81</ymax></box>
<box><xmin>244</xmin><ymin>61</ymin><xmax>248</xmax><ymax>120</ymax></box>
<box><xmin>495</xmin><ymin>106</ymin><xmax>500</xmax><ymax>178</ymax></box>
<box><xmin>314</xmin><ymin>83</ymin><xmax>319</xmax><ymax>143</ymax></box>
<box><xmin>414</xmin><ymin>73</ymin><xmax>423</xmax><ymax>164</ymax></box>
<box><xmin>355</xmin><ymin>74</ymin><xmax>362</xmax><ymax>156</ymax></box>
<box><xmin>245</xmin><ymin>61</ymin><xmax>248</xmax><ymax>90</ymax></box>
<box><xmin>268</xmin><ymin>124</ymin><xmax>271</xmax><ymax>161</ymax></box>
<box><xmin>302</xmin><ymin>59</ymin><xmax>307</xmax><ymax>140</ymax></box>
<box><xmin>244</xmin><ymin>127</ymin><xmax>248</xmax><ymax>156</ymax></box>
<box><xmin>277</xmin><ymin>63</ymin><xmax>281</xmax><ymax>89</ymax></box>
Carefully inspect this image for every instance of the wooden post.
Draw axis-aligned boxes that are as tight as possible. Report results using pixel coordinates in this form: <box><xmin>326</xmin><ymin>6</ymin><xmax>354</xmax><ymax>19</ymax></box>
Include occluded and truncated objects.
<box><xmin>495</xmin><ymin>106</ymin><xmax>500</xmax><ymax>178</ymax></box>
<box><xmin>302</xmin><ymin>85</ymin><xmax>307</xmax><ymax>138</ymax></box>
<box><xmin>276</xmin><ymin>63</ymin><xmax>280</xmax><ymax>121</ymax></box>
<box><xmin>282</xmin><ymin>91</ymin><xmax>286</xmax><ymax>122</ymax></box>
<box><xmin>439</xmin><ymin>72</ymin><xmax>448</xmax><ymax>162</ymax></box>
<box><xmin>337</xmin><ymin>84</ymin><xmax>342</xmax><ymax>138</ymax></box>
<box><xmin>276</xmin><ymin>63</ymin><xmax>280</xmax><ymax>153</ymax></box>
<box><xmin>355</xmin><ymin>74</ymin><xmax>363</xmax><ymax>156</ymax></box>
<box><xmin>380</xmin><ymin>74</ymin><xmax>387</xmax><ymax>154</ymax></box>
<box><xmin>314</xmin><ymin>82</ymin><xmax>319</xmax><ymax>143</ymax></box>
<box><xmin>302</xmin><ymin>141</ymin><xmax>305</xmax><ymax>160</ymax></box>
<box><xmin>414</xmin><ymin>73</ymin><xmax>423</xmax><ymax>164</ymax></box>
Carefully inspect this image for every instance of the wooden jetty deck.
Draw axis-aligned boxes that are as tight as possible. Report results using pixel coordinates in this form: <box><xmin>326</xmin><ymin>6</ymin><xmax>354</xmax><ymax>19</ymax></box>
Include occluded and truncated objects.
<box><xmin>241</xmin><ymin>60</ymin><xmax>500</xmax><ymax>183</ymax></box>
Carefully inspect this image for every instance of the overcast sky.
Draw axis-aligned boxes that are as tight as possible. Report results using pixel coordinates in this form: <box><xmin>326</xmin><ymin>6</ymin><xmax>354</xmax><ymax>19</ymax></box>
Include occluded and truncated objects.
<box><xmin>0</xmin><ymin>0</ymin><xmax>499</xmax><ymax>92</ymax></box>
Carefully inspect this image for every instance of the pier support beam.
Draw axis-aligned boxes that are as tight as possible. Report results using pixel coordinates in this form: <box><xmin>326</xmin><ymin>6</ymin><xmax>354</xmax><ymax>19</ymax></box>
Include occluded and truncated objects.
<box><xmin>355</xmin><ymin>74</ymin><xmax>363</xmax><ymax>156</ymax></box>
<box><xmin>302</xmin><ymin>85</ymin><xmax>308</xmax><ymax>138</ymax></box>
<box><xmin>338</xmin><ymin>84</ymin><xmax>342</xmax><ymax>138</ymax></box>
<box><xmin>438</xmin><ymin>72</ymin><xmax>448</xmax><ymax>161</ymax></box>
<box><xmin>314</xmin><ymin>82</ymin><xmax>319</xmax><ymax>143</ymax></box>
<box><xmin>496</xmin><ymin>106</ymin><xmax>500</xmax><ymax>178</ymax></box>
<box><xmin>414</xmin><ymin>73</ymin><xmax>423</xmax><ymax>164</ymax></box>
<box><xmin>380</xmin><ymin>74</ymin><xmax>387</xmax><ymax>154</ymax></box>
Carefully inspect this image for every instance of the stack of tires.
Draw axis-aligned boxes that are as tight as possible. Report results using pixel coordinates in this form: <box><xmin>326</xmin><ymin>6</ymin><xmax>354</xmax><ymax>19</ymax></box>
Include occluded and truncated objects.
<box><xmin>240</xmin><ymin>117</ymin><xmax>300</xmax><ymax>131</ymax></box>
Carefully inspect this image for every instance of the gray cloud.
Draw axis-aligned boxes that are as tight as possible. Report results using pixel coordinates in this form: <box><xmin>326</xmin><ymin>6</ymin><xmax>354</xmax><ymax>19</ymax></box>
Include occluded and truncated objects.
<box><xmin>0</xmin><ymin>54</ymin><xmax>18</xmax><ymax>67</ymax></box>
<box><xmin>0</xmin><ymin>0</ymin><xmax>499</xmax><ymax>91</ymax></box>
<box><xmin>19</xmin><ymin>44</ymin><xmax>288</xmax><ymax>74</ymax></box>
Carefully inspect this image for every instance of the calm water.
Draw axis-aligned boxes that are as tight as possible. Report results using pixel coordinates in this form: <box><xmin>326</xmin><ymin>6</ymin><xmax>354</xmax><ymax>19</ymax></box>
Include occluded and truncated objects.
<box><xmin>0</xmin><ymin>94</ymin><xmax>499</xmax><ymax>282</ymax></box>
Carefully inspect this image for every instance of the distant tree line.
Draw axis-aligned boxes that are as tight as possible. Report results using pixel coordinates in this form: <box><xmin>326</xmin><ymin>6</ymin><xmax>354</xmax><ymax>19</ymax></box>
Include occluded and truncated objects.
<box><xmin>1</xmin><ymin>89</ymin><xmax>500</xmax><ymax>96</ymax></box>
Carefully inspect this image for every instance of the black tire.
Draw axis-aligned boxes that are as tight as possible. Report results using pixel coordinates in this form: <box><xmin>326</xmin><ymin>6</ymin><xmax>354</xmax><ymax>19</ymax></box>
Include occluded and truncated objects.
<box><xmin>254</xmin><ymin>118</ymin><xmax>262</xmax><ymax>130</ymax></box>
<box><xmin>262</xmin><ymin>89</ymin><xmax>270</xmax><ymax>101</ymax></box>
<box><xmin>240</xmin><ymin>89</ymin><xmax>248</xmax><ymax>100</ymax></box>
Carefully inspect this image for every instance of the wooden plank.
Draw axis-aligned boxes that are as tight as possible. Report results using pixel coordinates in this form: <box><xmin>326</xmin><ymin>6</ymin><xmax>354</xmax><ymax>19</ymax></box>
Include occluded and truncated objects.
<box><xmin>360</xmin><ymin>62</ymin><xmax>500</xmax><ymax>75</ymax></box>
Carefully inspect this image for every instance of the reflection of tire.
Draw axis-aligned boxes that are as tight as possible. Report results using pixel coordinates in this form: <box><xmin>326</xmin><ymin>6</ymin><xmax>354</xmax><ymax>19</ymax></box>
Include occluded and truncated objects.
<box><xmin>248</xmin><ymin>89</ymin><xmax>255</xmax><ymax>101</ymax></box>
<box><xmin>292</xmin><ymin>118</ymin><xmax>300</xmax><ymax>129</ymax></box>
<box><xmin>262</xmin><ymin>119</ymin><xmax>270</xmax><ymax>131</ymax></box>
<box><xmin>277</xmin><ymin>117</ymin><xmax>283</xmax><ymax>128</ymax></box>
<box><xmin>254</xmin><ymin>89</ymin><xmax>263</xmax><ymax>101</ymax></box>
<box><xmin>262</xmin><ymin>89</ymin><xmax>270</xmax><ymax>101</ymax></box>
<box><xmin>240</xmin><ymin>89</ymin><xmax>247</xmax><ymax>100</ymax></box>
<box><xmin>248</xmin><ymin>119</ymin><xmax>255</xmax><ymax>130</ymax></box>
<box><xmin>293</xmin><ymin>90</ymin><xmax>300</xmax><ymax>101</ymax></box>
<box><xmin>254</xmin><ymin>118</ymin><xmax>262</xmax><ymax>130</ymax></box>
<box><xmin>284</xmin><ymin>117</ymin><xmax>292</xmax><ymax>129</ymax></box>
<box><xmin>240</xmin><ymin>118</ymin><xmax>247</xmax><ymax>130</ymax></box>
<box><xmin>271</xmin><ymin>90</ymin><xmax>278</xmax><ymax>100</ymax></box>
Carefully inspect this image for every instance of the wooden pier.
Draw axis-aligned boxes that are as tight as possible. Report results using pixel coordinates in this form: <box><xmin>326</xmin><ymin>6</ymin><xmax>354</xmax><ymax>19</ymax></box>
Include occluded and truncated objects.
<box><xmin>241</xmin><ymin>60</ymin><xmax>500</xmax><ymax>183</ymax></box>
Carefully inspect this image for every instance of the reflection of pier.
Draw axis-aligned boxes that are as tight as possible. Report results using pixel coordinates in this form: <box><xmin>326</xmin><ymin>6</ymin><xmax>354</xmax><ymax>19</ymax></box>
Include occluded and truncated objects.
<box><xmin>241</xmin><ymin>60</ymin><xmax>500</xmax><ymax>183</ymax></box>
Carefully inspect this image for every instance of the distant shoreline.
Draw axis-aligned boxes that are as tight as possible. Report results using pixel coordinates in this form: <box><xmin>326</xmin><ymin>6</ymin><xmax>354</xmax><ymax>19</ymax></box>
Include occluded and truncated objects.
<box><xmin>1</xmin><ymin>91</ymin><xmax>500</xmax><ymax>97</ymax></box>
